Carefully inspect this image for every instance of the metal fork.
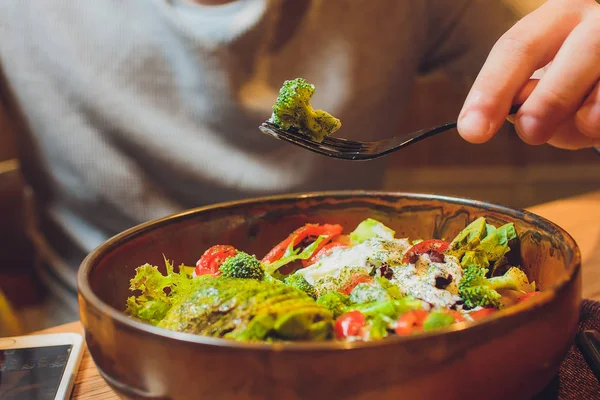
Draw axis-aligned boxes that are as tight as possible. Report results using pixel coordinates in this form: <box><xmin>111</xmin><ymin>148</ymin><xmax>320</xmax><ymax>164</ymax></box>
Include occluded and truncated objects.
<box><xmin>259</xmin><ymin>105</ymin><xmax>522</xmax><ymax>161</ymax></box>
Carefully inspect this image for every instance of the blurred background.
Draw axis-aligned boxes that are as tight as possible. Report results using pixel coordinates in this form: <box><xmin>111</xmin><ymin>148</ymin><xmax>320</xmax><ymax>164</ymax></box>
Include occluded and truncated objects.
<box><xmin>0</xmin><ymin>0</ymin><xmax>598</xmax><ymax>335</ymax></box>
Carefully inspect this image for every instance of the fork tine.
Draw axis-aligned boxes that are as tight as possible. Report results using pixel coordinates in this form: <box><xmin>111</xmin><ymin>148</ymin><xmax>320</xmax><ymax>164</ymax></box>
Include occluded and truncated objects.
<box><xmin>324</xmin><ymin>136</ymin><xmax>375</xmax><ymax>153</ymax></box>
<box><xmin>260</xmin><ymin>122</ymin><xmax>337</xmax><ymax>150</ymax></box>
<box><xmin>321</xmin><ymin>137</ymin><xmax>364</xmax><ymax>151</ymax></box>
<box><xmin>322</xmin><ymin>136</ymin><xmax>366</xmax><ymax>146</ymax></box>
<box><xmin>259</xmin><ymin>122</ymin><xmax>378</xmax><ymax>160</ymax></box>
<box><xmin>281</xmin><ymin>131</ymin><xmax>368</xmax><ymax>154</ymax></box>
<box><xmin>260</xmin><ymin>123</ymin><xmax>341</xmax><ymax>155</ymax></box>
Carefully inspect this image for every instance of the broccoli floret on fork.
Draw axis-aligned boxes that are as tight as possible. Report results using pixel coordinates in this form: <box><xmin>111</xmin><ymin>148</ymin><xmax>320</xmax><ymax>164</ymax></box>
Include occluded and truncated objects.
<box><xmin>270</xmin><ymin>78</ymin><xmax>341</xmax><ymax>142</ymax></box>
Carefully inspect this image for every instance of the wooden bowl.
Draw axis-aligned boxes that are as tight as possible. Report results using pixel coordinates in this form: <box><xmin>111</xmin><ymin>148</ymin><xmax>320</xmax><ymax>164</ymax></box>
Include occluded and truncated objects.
<box><xmin>77</xmin><ymin>192</ymin><xmax>581</xmax><ymax>400</ymax></box>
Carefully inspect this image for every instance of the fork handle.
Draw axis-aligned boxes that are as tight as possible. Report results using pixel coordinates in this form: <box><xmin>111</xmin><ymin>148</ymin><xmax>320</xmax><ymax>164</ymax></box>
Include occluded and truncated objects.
<box><xmin>508</xmin><ymin>104</ymin><xmax>522</xmax><ymax>115</ymax></box>
<box><xmin>431</xmin><ymin>104</ymin><xmax>521</xmax><ymax>139</ymax></box>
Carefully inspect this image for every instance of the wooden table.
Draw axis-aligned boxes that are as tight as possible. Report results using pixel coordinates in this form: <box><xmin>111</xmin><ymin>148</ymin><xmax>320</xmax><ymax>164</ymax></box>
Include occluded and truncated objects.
<box><xmin>36</xmin><ymin>191</ymin><xmax>600</xmax><ymax>400</ymax></box>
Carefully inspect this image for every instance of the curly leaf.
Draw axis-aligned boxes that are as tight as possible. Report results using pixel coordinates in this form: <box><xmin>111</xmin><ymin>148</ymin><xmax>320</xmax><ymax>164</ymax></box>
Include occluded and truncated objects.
<box><xmin>125</xmin><ymin>256</ymin><xmax>195</xmax><ymax>325</ymax></box>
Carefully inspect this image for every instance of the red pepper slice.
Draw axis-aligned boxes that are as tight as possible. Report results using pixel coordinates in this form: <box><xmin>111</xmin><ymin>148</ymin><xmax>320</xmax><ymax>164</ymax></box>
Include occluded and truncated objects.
<box><xmin>469</xmin><ymin>308</ymin><xmax>496</xmax><ymax>320</ymax></box>
<box><xmin>402</xmin><ymin>239</ymin><xmax>450</xmax><ymax>264</ymax></box>
<box><xmin>334</xmin><ymin>311</ymin><xmax>366</xmax><ymax>339</ymax></box>
<box><xmin>517</xmin><ymin>291</ymin><xmax>541</xmax><ymax>303</ymax></box>
<box><xmin>261</xmin><ymin>223</ymin><xmax>343</xmax><ymax>264</ymax></box>
<box><xmin>395</xmin><ymin>310</ymin><xmax>429</xmax><ymax>335</ymax></box>
<box><xmin>303</xmin><ymin>235</ymin><xmax>350</xmax><ymax>267</ymax></box>
<box><xmin>446</xmin><ymin>310</ymin><xmax>466</xmax><ymax>323</ymax></box>
<box><xmin>195</xmin><ymin>245</ymin><xmax>237</xmax><ymax>277</ymax></box>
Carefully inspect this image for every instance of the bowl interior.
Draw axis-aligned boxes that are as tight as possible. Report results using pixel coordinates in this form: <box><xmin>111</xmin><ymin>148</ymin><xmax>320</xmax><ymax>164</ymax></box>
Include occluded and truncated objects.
<box><xmin>82</xmin><ymin>192</ymin><xmax>579</xmax><ymax>320</ymax></box>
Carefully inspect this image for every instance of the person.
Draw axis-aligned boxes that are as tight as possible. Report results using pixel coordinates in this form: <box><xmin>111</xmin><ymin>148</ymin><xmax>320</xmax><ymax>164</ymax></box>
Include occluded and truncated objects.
<box><xmin>0</xmin><ymin>0</ymin><xmax>598</xmax><ymax>326</ymax></box>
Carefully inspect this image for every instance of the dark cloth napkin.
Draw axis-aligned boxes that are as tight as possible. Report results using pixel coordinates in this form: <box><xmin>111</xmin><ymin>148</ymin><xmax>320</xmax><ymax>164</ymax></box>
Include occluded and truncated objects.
<box><xmin>533</xmin><ymin>299</ymin><xmax>600</xmax><ymax>399</ymax></box>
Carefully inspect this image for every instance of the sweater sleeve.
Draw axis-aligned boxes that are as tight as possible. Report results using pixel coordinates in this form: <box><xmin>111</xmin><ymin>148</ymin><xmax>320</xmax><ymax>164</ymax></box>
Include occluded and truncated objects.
<box><xmin>418</xmin><ymin>0</ymin><xmax>525</xmax><ymax>87</ymax></box>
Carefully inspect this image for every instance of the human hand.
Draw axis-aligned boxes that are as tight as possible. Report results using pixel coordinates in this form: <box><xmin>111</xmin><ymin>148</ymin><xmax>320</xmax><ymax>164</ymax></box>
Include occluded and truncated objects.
<box><xmin>457</xmin><ymin>0</ymin><xmax>600</xmax><ymax>150</ymax></box>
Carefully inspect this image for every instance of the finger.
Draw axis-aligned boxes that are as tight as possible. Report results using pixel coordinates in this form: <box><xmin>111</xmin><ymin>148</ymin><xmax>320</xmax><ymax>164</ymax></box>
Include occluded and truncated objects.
<box><xmin>515</xmin><ymin>16</ymin><xmax>600</xmax><ymax>144</ymax></box>
<box><xmin>458</xmin><ymin>1</ymin><xmax>582</xmax><ymax>143</ymax></box>
<box><xmin>546</xmin><ymin>118</ymin><xmax>600</xmax><ymax>150</ymax></box>
<box><xmin>514</xmin><ymin>79</ymin><xmax>540</xmax><ymax>105</ymax></box>
<box><xmin>575</xmin><ymin>80</ymin><xmax>600</xmax><ymax>138</ymax></box>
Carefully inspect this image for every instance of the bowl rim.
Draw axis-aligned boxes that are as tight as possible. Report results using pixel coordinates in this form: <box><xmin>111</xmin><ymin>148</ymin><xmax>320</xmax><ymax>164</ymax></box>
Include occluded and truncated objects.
<box><xmin>77</xmin><ymin>190</ymin><xmax>581</xmax><ymax>352</ymax></box>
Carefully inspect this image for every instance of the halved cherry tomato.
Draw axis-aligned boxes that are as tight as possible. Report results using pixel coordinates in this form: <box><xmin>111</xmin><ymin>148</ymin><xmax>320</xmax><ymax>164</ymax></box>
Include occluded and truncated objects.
<box><xmin>469</xmin><ymin>308</ymin><xmax>496</xmax><ymax>320</ymax></box>
<box><xmin>261</xmin><ymin>223</ymin><xmax>343</xmax><ymax>264</ymax></box>
<box><xmin>402</xmin><ymin>239</ymin><xmax>450</xmax><ymax>264</ymax></box>
<box><xmin>334</xmin><ymin>311</ymin><xmax>366</xmax><ymax>339</ymax></box>
<box><xmin>195</xmin><ymin>245</ymin><xmax>237</xmax><ymax>277</ymax></box>
<box><xmin>517</xmin><ymin>291</ymin><xmax>541</xmax><ymax>303</ymax></box>
<box><xmin>339</xmin><ymin>274</ymin><xmax>374</xmax><ymax>295</ymax></box>
<box><xmin>395</xmin><ymin>310</ymin><xmax>429</xmax><ymax>335</ymax></box>
<box><xmin>303</xmin><ymin>236</ymin><xmax>350</xmax><ymax>267</ymax></box>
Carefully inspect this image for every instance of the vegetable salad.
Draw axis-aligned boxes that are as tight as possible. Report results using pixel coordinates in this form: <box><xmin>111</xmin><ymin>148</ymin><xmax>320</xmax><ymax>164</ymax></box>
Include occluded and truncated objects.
<box><xmin>126</xmin><ymin>217</ymin><xmax>538</xmax><ymax>342</ymax></box>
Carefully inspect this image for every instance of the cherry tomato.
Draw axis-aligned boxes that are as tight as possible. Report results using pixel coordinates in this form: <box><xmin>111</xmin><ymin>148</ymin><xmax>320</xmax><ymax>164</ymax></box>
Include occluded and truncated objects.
<box><xmin>395</xmin><ymin>310</ymin><xmax>429</xmax><ymax>335</ymax></box>
<box><xmin>402</xmin><ymin>239</ymin><xmax>450</xmax><ymax>264</ymax></box>
<box><xmin>469</xmin><ymin>308</ymin><xmax>496</xmax><ymax>320</ymax></box>
<box><xmin>334</xmin><ymin>311</ymin><xmax>366</xmax><ymax>339</ymax></box>
<box><xmin>195</xmin><ymin>245</ymin><xmax>237</xmax><ymax>277</ymax></box>
<box><xmin>339</xmin><ymin>274</ymin><xmax>374</xmax><ymax>295</ymax></box>
<box><xmin>261</xmin><ymin>224</ymin><xmax>343</xmax><ymax>264</ymax></box>
<box><xmin>517</xmin><ymin>291</ymin><xmax>541</xmax><ymax>303</ymax></box>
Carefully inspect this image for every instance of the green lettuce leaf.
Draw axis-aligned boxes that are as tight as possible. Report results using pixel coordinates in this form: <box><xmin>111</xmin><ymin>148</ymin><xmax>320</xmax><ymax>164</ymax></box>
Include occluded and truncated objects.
<box><xmin>450</xmin><ymin>218</ymin><xmax>518</xmax><ymax>271</ymax></box>
<box><xmin>461</xmin><ymin>250</ymin><xmax>490</xmax><ymax>270</ymax></box>
<box><xmin>264</xmin><ymin>235</ymin><xmax>327</xmax><ymax>276</ymax></box>
<box><xmin>375</xmin><ymin>276</ymin><xmax>404</xmax><ymax>299</ymax></box>
<box><xmin>369</xmin><ymin>314</ymin><xmax>393</xmax><ymax>340</ymax></box>
<box><xmin>479</xmin><ymin>223</ymin><xmax>517</xmax><ymax>261</ymax></box>
<box><xmin>125</xmin><ymin>256</ymin><xmax>196</xmax><ymax>325</ymax></box>
<box><xmin>448</xmin><ymin>217</ymin><xmax>487</xmax><ymax>255</ymax></box>
<box><xmin>423</xmin><ymin>311</ymin><xmax>455</xmax><ymax>331</ymax></box>
<box><xmin>349</xmin><ymin>218</ymin><xmax>395</xmax><ymax>245</ymax></box>
<box><xmin>346</xmin><ymin>297</ymin><xmax>423</xmax><ymax>320</ymax></box>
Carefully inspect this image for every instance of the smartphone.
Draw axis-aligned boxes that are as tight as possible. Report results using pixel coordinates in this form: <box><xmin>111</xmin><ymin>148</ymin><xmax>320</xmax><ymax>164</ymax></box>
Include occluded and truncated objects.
<box><xmin>0</xmin><ymin>333</ymin><xmax>84</xmax><ymax>400</ymax></box>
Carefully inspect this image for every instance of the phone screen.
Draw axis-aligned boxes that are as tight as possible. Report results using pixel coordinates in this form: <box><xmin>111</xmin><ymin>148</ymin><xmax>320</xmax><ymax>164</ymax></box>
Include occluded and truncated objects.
<box><xmin>0</xmin><ymin>345</ymin><xmax>72</xmax><ymax>400</ymax></box>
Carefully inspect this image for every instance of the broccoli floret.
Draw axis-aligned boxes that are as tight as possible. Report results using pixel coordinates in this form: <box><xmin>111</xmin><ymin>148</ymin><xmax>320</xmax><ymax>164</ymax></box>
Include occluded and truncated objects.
<box><xmin>313</xmin><ymin>275</ymin><xmax>340</xmax><ymax>297</ymax></box>
<box><xmin>219</xmin><ymin>252</ymin><xmax>264</xmax><ymax>280</ymax></box>
<box><xmin>459</xmin><ymin>266</ymin><xmax>532</xmax><ymax>309</ymax></box>
<box><xmin>284</xmin><ymin>274</ymin><xmax>317</xmax><ymax>299</ymax></box>
<box><xmin>458</xmin><ymin>266</ymin><xmax>502</xmax><ymax>309</ymax></box>
<box><xmin>270</xmin><ymin>78</ymin><xmax>341</xmax><ymax>142</ymax></box>
<box><xmin>316</xmin><ymin>292</ymin><xmax>351</xmax><ymax>318</ymax></box>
